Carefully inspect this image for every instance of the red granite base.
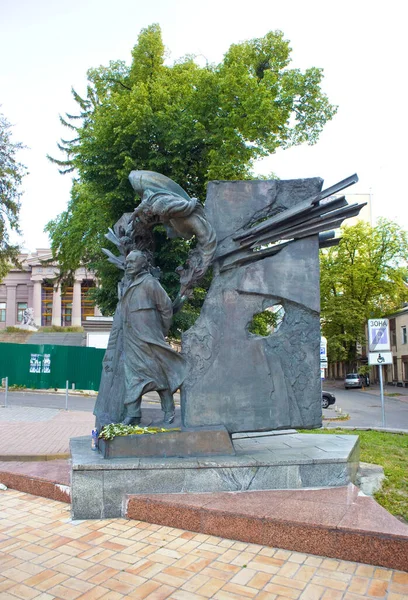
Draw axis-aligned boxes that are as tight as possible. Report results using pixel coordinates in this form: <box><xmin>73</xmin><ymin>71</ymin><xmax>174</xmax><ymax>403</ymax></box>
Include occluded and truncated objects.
<box><xmin>126</xmin><ymin>485</ymin><xmax>408</xmax><ymax>572</ymax></box>
<box><xmin>2</xmin><ymin>460</ymin><xmax>407</xmax><ymax>572</ymax></box>
<box><xmin>0</xmin><ymin>459</ymin><xmax>71</xmax><ymax>503</ymax></box>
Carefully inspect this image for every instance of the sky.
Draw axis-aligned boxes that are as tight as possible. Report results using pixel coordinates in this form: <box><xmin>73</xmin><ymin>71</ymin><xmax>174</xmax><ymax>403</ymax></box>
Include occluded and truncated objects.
<box><xmin>1</xmin><ymin>0</ymin><xmax>407</xmax><ymax>251</ymax></box>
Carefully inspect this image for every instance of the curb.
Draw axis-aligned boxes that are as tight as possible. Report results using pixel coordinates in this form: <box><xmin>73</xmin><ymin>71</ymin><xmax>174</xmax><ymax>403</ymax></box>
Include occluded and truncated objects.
<box><xmin>0</xmin><ymin>468</ymin><xmax>70</xmax><ymax>503</ymax></box>
<box><xmin>0</xmin><ymin>453</ymin><xmax>70</xmax><ymax>462</ymax></box>
<box><xmin>323</xmin><ymin>426</ymin><xmax>408</xmax><ymax>434</ymax></box>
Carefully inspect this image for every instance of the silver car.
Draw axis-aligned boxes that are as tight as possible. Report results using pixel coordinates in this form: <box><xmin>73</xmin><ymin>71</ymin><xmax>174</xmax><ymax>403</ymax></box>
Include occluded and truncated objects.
<box><xmin>344</xmin><ymin>373</ymin><xmax>363</xmax><ymax>389</ymax></box>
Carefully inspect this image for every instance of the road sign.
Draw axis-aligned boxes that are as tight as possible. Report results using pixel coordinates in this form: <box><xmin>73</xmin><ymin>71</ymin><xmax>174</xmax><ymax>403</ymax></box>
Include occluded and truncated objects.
<box><xmin>320</xmin><ymin>336</ymin><xmax>327</xmax><ymax>372</ymax></box>
<box><xmin>368</xmin><ymin>319</ymin><xmax>390</xmax><ymax>352</ymax></box>
<box><xmin>368</xmin><ymin>352</ymin><xmax>393</xmax><ymax>365</ymax></box>
<box><xmin>320</xmin><ymin>336</ymin><xmax>327</xmax><ymax>359</ymax></box>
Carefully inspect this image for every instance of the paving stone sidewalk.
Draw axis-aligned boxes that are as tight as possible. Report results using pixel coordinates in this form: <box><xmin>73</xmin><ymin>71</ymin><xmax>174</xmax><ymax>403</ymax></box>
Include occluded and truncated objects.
<box><xmin>0</xmin><ymin>406</ymin><xmax>94</xmax><ymax>456</ymax></box>
<box><xmin>0</xmin><ymin>489</ymin><xmax>407</xmax><ymax>600</ymax></box>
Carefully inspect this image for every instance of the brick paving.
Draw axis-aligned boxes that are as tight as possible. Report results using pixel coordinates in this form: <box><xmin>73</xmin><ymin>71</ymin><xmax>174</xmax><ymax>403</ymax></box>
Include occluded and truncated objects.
<box><xmin>0</xmin><ymin>407</ymin><xmax>94</xmax><ymax>456</ymax></box>
<box><xmin>0</xmin><ymin>406</ymin><xmax>407</xmax><ymax>595</ymax></box>
<box><xmin>0</xmin><ymin>406</ymin><xmax>64</xmax><ymax>422</ymax></box>
<box><xmin>0</xmin><ymin>489</ymin><xmax>407</xmax><ymax>599</ymax></box>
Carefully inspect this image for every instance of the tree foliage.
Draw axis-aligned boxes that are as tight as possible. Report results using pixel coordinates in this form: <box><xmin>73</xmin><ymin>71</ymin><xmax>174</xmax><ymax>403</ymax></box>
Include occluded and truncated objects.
<box><xmin>320</xmin><ymin>219</ymin><xmax>408</xmax><ymax>367</ymax></box>
<box><xmin>47</xmin><ymin>24</ymin><xmax>336</xmax><ymax>329</ymax></box>
<box><xmin>0</xmin><ymin>110</ymin><xmax>26</xmax><ymax>279</ymax></box>
<box><xmin>248</xmin><ymin>309</ymin><xmax>280</xmax><ymax>336</ymax></box>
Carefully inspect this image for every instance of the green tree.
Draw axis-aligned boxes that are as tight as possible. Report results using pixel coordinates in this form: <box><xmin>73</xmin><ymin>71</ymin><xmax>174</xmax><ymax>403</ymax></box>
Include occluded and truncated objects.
<box><xmin>0</xmin><ymin>110</ymin><xmax>26</xmax><ymax>278</ymax></box>
<box><xmin>320</xmin><ymin>219</ymin><xmax>408</xmax><ymax>368</ymax></box>
<box><xmin>47</xmin><ymin>24</ymin><xmax>337</xmax><ymax>328</ymax></box>
<box><xmin>248</xmin><ymin>309</ymin><xmax>279</xmax><ymax>336</ymax></box>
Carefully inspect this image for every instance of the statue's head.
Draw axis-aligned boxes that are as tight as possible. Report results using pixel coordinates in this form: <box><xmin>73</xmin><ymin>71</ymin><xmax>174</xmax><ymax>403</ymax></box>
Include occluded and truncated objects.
<box><xmin>125</xmin><ymin>250</ymin><xmax>148</xmax><ymax>277</ymax></box>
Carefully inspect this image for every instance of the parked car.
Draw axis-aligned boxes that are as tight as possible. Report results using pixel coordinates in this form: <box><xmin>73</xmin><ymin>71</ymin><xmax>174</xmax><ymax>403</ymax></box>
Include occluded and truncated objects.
<box><xmin>322</xmin><ymin>391</ymin><xmax>336</xmax><ymax>409</ymax></box>
<box><xmin>344</xmin><ymin>373</ymin><xmax>364</xmax><ymax>389</ymax></box>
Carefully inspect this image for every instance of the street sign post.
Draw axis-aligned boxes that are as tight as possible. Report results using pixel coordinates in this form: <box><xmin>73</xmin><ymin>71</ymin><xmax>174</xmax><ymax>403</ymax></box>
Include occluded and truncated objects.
<box><xmin>367</xmin><ymin>319</ymin><xmax>391</xmax><ymax>427</ymax></box>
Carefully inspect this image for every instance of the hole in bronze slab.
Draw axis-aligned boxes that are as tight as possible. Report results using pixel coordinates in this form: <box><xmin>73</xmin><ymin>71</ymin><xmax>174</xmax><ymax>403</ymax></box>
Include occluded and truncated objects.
<box><xmin>248</xmin><ymin>304</ymin><xmax>285</xmax><ymax>337</ymax></box>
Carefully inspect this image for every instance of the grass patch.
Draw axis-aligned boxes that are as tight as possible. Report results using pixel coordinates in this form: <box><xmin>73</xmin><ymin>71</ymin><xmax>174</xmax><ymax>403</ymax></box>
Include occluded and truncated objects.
<box><xmin>1</xmin><ymin>327</ymin><xmax>30</xmax><ymax>334</ymax></box>
<box><xmin>323</xmin><ymin>414</ymin><xmax>350</xmax><ymax>422</ymax></box>
<box><xmin>299</xmin><ymin>428</ymin><xmax>408</xmax><ymax>522</ymax></box>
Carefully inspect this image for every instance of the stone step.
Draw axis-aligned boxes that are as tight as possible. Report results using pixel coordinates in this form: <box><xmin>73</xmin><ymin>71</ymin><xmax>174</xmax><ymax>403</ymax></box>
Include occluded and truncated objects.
<box><xmin>0</xmin><ymin>459</ymin><xmax>70</xmax><ymax>503</ymax></box>
<box><xmin>82</xmin><ymin>321</ymin><xmax>113</xmax><ymax>332</ymax></box>
<box><xmin>125</xmin><ymin>485</ymin><xmax>408</xmax><ymax>572</ymax></box>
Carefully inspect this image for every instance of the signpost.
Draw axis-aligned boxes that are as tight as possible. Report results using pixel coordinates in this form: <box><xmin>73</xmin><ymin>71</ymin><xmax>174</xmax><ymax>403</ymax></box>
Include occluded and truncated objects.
<box><xmin>368</xmin><ymin>319</ymin><xmax>391</xmax><ymax>427</ymax></box>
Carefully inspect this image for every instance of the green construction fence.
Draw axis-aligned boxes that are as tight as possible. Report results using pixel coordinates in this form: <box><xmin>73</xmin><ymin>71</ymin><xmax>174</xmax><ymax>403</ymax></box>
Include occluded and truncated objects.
<box><xmin>0</xmin><ymin>343</ymin><xmax>105</xmax><ymax>391</ymax></box>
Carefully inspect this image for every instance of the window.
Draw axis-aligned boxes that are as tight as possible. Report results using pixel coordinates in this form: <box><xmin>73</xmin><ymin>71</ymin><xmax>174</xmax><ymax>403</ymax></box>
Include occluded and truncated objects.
<box><xmin>0</xmin><ymin>302</ymin><xmax>6</xmax><ymax>322</ymax></box>
<box><xmin>41</xmin><ymin>282</ymin><xmax>53</xmax><ymax>326</ymax></box>
<box><xmin>402</xmin><ymin>326</ymin><xmax>407</xmax><ymax>345</ymax></box>
<box><xmin>17</xmin><ymin>302</ymin><xmax>28</xmax><ymax>323</ymax></box>
<box><xmin>62</xmin><ymin>302</ymin><xmax>72</xmax><ymax>326</ymax></box>
<box><xmin>61</xmin><ymin>286</ymin><xmax>73</xmax><ymax>327</ymax></box>
<box><xmin>81</xmin><ymin>280</ymin><xmax>96</xmax><ymax>322</ymax></box>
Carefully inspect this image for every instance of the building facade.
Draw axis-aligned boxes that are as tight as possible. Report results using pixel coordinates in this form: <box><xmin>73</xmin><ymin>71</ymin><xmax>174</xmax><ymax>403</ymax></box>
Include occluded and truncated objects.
<box><xmin>0</xmin><ymin>249</ymin><xmax>100</xmax><ymax>329</ymax></box>
<box><xmin>388</xmin><ymin>306</ymin><xmax>408</xmax><ymax>383</ymax></box>
<box><xmin>326</xmin><ymin>307</ymin><xmax>408</xmax><ymax>385</ymax></box>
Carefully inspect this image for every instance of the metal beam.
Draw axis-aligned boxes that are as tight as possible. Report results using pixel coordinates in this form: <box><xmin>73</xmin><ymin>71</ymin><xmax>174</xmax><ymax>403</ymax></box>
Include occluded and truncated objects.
<box><xmin>233</xmin><ymin>174</ymin><xmax>358</xmax><ymax>242</ymax></box>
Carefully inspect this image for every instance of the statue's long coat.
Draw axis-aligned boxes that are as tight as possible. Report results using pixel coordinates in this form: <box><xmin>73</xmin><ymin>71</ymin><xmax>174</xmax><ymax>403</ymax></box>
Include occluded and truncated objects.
<box><xmin>93</xmin><ymin>272</ymin><xmax>186</xmax><ymax>428</ymax></box>
<box><xmin>122</xmin><ymin>272</ymin><xmax>186</xmax><ymax>404</ymax></box>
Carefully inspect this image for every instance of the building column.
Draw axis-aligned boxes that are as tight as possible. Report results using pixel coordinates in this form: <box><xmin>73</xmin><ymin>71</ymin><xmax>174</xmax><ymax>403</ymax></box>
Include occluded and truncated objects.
<box><xmin>5</xmin><ymin>285</ymin><xmax>17</xmax><ymax>327</ymax></box>
<box><xmin>33</xmin><ymin>281</ymin><xmax>43</xmax><ymax>326</ymax></box>
<box><xmin>27</xmin><ymin>282</ymin><xmax>34</xmax><ymax>308</ymax></box>
<box><xmin>52</xmin><ymin>285</ymin><xmax>62</xmax><ymax>326</ymax></box>
<box><xmin>72</xmin><ymin>280</ymin><xmax>82</xmax><ymax>326</ymax></box>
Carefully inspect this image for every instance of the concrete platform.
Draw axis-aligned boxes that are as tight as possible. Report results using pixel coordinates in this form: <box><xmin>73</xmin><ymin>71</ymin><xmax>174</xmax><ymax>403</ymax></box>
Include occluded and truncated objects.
<box><xmin>70</xmin><ymin>432</ymin><xmax>360</xmax><ymax>519</ymax></box>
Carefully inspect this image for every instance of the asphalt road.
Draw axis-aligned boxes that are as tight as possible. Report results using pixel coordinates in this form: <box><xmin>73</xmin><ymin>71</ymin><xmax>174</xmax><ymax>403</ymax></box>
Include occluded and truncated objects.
<box><xmin>0</xmin><ymin>389</ymin><xmax>183</xmax><ymax>428</ymax></box>
<box><xmin>323</xmin><ymin>384</ymin><xmax>408</xmax><ymax>430</ymax></box>
<box><xmin>1</xmin><ymin>386</ymin><xmax>408</xmax><ymax>430</ymax></box>
<box><xmin>0</xmin><ymin>390</ymin><xmax>97</xmax><ymax>412</ymax></box>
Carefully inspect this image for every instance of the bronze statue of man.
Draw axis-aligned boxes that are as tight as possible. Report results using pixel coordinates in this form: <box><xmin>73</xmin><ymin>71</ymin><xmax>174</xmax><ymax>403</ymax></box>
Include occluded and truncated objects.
<box><xmin>121</xmin><ymin>250</ymin><xmax>187</xmax><ymax>425</ymax></box>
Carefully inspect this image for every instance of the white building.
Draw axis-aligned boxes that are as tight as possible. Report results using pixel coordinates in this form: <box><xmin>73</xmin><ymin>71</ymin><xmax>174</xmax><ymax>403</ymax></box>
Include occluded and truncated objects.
<box><xmin>0</xmin><ymin>249</ymin><xmax>100</xmax><ymax>329</ymax></box>
<box><xmin>388</xmin><ymin>306</ymin><xmax>408</xmax><ymax>384</ymax></box>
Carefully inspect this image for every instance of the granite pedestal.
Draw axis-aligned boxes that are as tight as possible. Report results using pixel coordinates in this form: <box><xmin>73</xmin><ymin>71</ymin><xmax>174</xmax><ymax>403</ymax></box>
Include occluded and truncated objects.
<box><xmin>70</xmin><ymin>432</ymin><xmax>359</xmax><ymax>519</ymax></box>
